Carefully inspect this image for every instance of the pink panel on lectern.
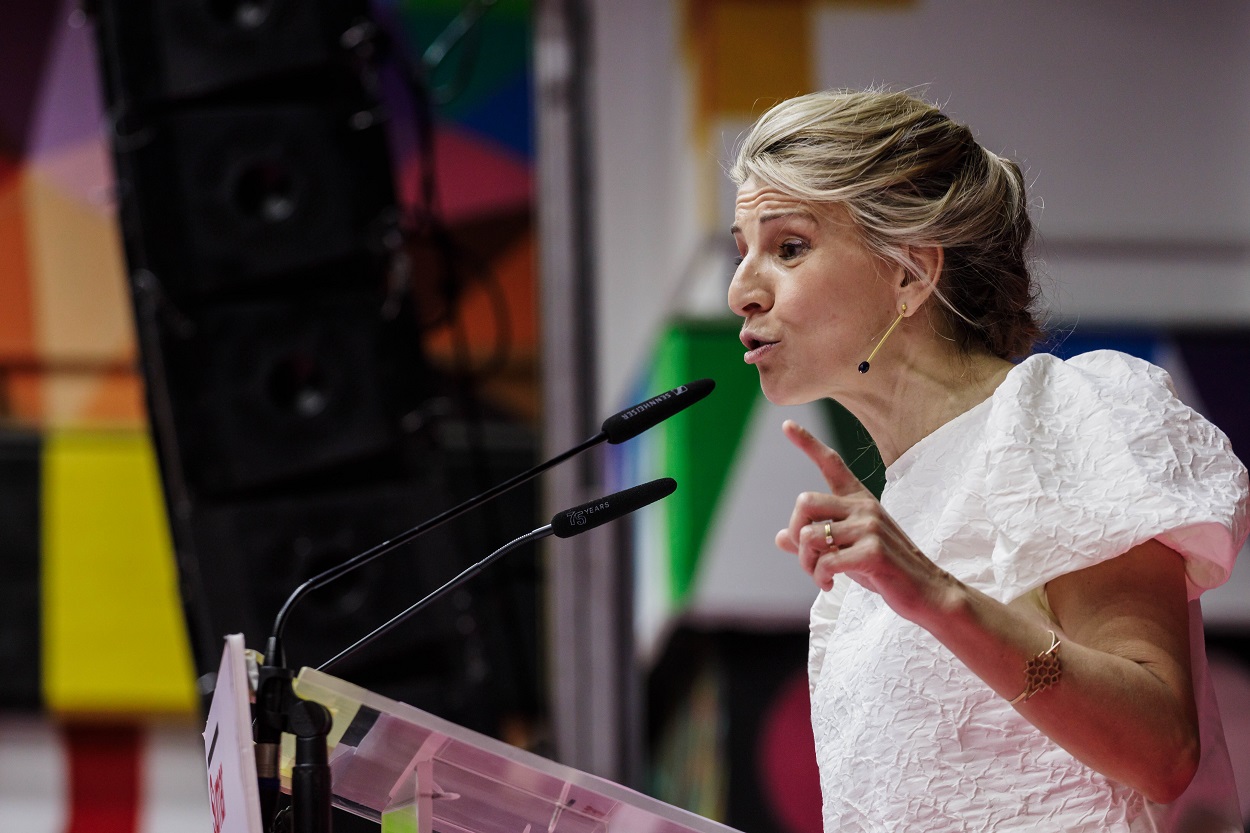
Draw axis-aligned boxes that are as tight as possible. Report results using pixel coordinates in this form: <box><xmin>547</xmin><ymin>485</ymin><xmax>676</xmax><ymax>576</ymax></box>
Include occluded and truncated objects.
<box><xmin>291</xmin><ymin>667</ymin><xmax>745</xmax><ymax>833</ymax></box>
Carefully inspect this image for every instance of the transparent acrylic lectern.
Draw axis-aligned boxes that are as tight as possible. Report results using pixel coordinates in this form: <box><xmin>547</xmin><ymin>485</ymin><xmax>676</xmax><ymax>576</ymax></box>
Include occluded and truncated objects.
<box><xmin>279</xmin><ymin>666</ymin><xmax>744</xmax><ymax>833</ymax></box>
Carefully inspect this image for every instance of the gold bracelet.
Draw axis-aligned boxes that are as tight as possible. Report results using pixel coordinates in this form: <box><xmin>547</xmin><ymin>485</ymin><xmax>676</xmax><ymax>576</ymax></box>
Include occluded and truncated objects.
<box><xmin>1008</xmin><ymin>630</ymin><xmax>1062</xmax><ymax>706</ymax></box>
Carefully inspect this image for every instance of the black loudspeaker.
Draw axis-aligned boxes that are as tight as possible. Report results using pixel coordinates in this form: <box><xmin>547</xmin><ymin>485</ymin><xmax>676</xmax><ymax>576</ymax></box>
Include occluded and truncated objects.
<box><xmin>189</xmin><ymin>481</ymin><xmax>471</xmax><ymax>691</ymax></box>
<box><xmin>91</xmin><ymin>0</ymin><xmax>425</xmax><ymax>501</ymax></box>
<box><xmin>157</xmin><ymin>293</ymin><xmax>427</xmax><ymax>496</ymax></box>
<box><xmin>184</xmin><ymin>438</ymin><xmax>542</xmax><ymax>734</ymax></box>
<box><xmin>117</xmin><ymin>103</ymin><xmax>398</xmax><ymax>301</ymax></box>
<box><xmin>87</xmin><ymin>0</ymin><xmax>544</xmax><ymax>737</ymax></box>
<box><xmin>93</xmin><ymin>0</ymin><xmax>398</xmax><ymax>304</ymax></box>
<box><xmin>90</xmin><ymin>0</ymin><xmax>371</xmax><ymax>108</ymax></box>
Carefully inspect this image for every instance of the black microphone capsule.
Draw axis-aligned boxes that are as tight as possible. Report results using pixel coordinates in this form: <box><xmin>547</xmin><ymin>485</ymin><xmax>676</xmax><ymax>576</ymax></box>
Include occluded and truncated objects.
<box><xmin>551</xmin><ymin>477</ymin><xmax>677</xmax><ymax>538</ymax></box>
<box><xmin>600</xmin><ymin>379</ymin><xmax>715</xmax><ymax>444</ymax></box>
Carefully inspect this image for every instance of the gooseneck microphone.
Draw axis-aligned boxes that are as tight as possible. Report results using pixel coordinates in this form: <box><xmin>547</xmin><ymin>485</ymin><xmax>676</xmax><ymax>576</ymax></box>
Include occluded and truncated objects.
<box><xmin>254</xmin><ymin>380</ymin><xmax>708</xmax><ymax>833</ymax></box>
<box><xmin>318</xmin><ymin>477</ymin><xmax>677</xmax><ymax>672</ymax></box>
<box><xmin>599</xmin><ymin>379</ymin><xmax>714</xmax><ymax>444</ymax></box>
<box><xmin>267</xmin><ymin>378</ymin><xmax>713</xmax><ymax>645</ymax></box>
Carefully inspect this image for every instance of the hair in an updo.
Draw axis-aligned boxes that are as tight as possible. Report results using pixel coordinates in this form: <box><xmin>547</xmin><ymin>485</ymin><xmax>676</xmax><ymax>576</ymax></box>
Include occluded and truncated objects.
<box><xmin>730</xmin><ymin>89</ymin><xmax>1042</xmax><ymax>361</ymax></box>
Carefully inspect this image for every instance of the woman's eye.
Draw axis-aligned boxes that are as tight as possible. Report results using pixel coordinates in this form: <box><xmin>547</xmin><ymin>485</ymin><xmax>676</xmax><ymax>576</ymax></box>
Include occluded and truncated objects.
<box><xmin>733</xmin><ymin>255</ymin><xmax>744</xmax><ymax>267</ymax></box>
<box><xmin>778</xmin><ymin>239</ymin><xmax>808</xmax><ymax>260</ymax></box>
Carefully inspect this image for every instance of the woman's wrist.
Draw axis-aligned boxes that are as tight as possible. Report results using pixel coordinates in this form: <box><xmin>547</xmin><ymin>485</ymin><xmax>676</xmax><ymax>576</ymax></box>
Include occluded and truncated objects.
<box><xmin>906</xmin><ymin>566</ymin><xmax>973</xmax><ymax>631</ymax></box>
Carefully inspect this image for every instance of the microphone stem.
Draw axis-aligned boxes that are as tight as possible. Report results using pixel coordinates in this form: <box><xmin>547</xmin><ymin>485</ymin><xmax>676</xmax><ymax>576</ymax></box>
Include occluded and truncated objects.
<box><xmin>317</xmin><ymin>525</ymin><xmax>554</xmax><ymax>672</ymax></box>
<box><xmin>270</xmin><ymin>432</ymin><xmax>605</xmax><ymax>641</ymax></box>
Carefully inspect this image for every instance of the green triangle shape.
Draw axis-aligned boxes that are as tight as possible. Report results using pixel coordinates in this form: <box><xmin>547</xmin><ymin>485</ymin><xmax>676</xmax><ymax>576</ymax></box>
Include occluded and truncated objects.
<box><xmin>645</xmin><ymin>319</ymin><xmax>885</xmax><ymax>605</ymax></box>
<box><xmin>649</xmin><ymin>318</ymin><xmax>762</xmax><ymax>603</ymax></box>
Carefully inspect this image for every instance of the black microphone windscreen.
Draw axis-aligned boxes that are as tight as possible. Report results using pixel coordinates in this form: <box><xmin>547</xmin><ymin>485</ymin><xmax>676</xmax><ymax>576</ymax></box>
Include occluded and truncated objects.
<box><xmin>551</xmin><ymin>478</ymin><xmax>677</xmax><ymax>538</ymax></box>
<box><xmin>600</xmin><ymin>379</ymin><xmax>715</xmax><ymax>445</ymax></box>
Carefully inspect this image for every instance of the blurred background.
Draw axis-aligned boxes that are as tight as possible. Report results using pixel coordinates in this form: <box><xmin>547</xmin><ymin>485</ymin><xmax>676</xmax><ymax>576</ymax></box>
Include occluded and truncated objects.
<box><xmin>0</xmin><ymin>1</ymin><xmax>1248</xmax><ymax>832</ymax></box>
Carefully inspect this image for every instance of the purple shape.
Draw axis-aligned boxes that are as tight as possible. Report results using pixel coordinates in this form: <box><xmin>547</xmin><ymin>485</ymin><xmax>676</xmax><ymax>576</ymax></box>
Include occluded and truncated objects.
<box><xmin>26</xmin><ymin>0</ymin><xmax>109</xmax><ymax>161</ymax></box>
<box><xmin>1174</xmin><ymin>330</ymin><xmax>1250</xmax><ymax>459</ymax></box>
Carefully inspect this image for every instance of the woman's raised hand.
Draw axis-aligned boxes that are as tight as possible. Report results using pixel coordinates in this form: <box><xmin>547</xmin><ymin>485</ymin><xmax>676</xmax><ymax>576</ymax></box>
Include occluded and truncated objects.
<box><xmin>776</xmin><ymin>420</ymin><xmax>956</xmax><ymax>624</ymax></box>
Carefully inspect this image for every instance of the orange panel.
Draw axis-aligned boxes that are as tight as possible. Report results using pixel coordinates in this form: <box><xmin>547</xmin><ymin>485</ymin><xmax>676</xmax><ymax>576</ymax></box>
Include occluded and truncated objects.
<box><xmin>0</xmin><ymin>155</ymin><xmax>37</xmax><ymax>364</ymax></box>
<box><xmin>497</xmin><ymin>232</ymin><xmax>538</xmax><ymax>349</ymax></box>
<box><xmin>4</xmin><ymin>369</ymin><xmax>43</xmax><ymax>422</ymax></box>
<box><xmin>36</xmin><ymin>370</ymin><xmax>146</xmax><ymax>429</ymax></box>
<box><xmin>4</xmin><ymin>370</ymin><xmax>146</xmax><ymax>429</ymax></box>
<box><xmin>79</xmin><ymin>371</ymin><xmax>146</xmax><ymax>426</ymax></box>
<box><xmin>424</xmin><ymin>230</ymin><xmax>539</xmax><ymax>420</ymax></box>
<box><xmin>426</xmin><ymin>230</ymin><xmax>537</xmax><ymax>359</ymax></box>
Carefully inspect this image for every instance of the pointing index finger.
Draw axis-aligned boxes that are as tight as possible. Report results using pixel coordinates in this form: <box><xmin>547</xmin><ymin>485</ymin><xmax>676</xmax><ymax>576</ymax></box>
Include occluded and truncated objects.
<box><xmin>782</xmin><ymin>419</ymin><xmax>865</xmax><ymax>496</ymax></box>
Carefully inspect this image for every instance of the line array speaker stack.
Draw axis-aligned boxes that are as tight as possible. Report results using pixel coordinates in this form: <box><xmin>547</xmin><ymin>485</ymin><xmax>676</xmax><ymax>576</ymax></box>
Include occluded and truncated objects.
<box><xmin>89</xmin><ymin>0</ymin><xmax>539</xmax><ymax>735</ymax></box>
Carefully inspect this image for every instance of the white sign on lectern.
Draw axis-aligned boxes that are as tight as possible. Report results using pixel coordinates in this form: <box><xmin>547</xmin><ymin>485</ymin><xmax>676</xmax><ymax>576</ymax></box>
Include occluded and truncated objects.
<box><xmin>203</xmin><ymin>633</ymin><xmax>264</xmax><ymax>833</ymax></box>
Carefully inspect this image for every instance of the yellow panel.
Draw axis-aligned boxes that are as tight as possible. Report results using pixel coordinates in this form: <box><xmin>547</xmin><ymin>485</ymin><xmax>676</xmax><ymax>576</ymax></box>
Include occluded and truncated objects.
<box><xmin>685</xmin><ymin>0</ymin><xmax>818</xmax><ymax>228</ymax></box>
<box><xmin>42</xmin><ymin>430</ymin><xmax>198</xmax><ymax>715</ymax></box>
<box><xmin>687</xmin><ymin>0</ymin><xmax>814</xmax><ymax>124</ymax></box>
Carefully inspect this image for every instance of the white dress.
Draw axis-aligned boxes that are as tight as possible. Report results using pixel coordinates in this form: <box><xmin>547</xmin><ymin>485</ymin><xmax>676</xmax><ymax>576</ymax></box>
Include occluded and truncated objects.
<box><xmin>808</xmin><ymin>351</ymin><xmax>1250</xmax><ymax>833</ymax></box>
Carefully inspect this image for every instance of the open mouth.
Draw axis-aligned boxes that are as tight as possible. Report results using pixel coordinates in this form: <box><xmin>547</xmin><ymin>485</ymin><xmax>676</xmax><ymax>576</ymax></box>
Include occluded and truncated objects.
<box><xmin>741</xmin><ymin>332</ymin><xmax>768</xmax><ymax>350</ymax></box>
<box><xmin>741</xmin><ymin>332</ymin><xmax>778</xmax><ymax>364</ymax></box>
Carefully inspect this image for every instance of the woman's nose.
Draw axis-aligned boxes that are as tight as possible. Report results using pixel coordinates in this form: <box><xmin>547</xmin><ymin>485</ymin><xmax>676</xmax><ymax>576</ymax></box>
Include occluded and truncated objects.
<box><xmin>728</xmin><ymin>258</ymin><xmax>769</xmax><ymax>317</ymax></box>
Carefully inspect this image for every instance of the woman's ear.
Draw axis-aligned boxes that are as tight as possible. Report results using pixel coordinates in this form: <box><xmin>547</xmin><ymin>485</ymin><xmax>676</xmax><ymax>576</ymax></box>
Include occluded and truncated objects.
<box><xmin>898</xmin><ymin>245</ymin><xmax>944</xmax><ymax>315</ymax></box>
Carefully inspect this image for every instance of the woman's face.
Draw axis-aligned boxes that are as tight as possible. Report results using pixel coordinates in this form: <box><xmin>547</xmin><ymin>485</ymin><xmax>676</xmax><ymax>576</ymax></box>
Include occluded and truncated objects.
<box><xmin>728</xmin><ymin>178</ymin><xmax>897</xmax><ymax>405</ymax></box>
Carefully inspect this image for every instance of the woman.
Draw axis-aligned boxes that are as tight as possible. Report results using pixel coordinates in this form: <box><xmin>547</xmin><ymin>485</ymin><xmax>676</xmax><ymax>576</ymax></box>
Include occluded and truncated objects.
<box><xmin>727</xmin><ymin>89</ymin><xmax>1248</xmax><ymax>832</ymax></box>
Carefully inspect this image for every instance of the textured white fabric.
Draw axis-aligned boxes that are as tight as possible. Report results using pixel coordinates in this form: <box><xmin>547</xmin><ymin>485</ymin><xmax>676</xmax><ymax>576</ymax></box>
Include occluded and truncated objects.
<box><xmin>808</xmin><ymin>350</ymin><xmax>1250</xmax><ymax>833</ymax></box>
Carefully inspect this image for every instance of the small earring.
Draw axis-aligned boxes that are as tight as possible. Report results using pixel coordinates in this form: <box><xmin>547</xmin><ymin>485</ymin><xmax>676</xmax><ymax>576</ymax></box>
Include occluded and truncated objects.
<box><xmin>857</xmin><ymin>302</ymin><xmax>907</xmax><ymax>374</ymax></box>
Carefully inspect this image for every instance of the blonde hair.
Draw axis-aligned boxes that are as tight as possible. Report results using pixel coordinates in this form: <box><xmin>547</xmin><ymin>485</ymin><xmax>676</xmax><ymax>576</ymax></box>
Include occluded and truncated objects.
<box><xmin>731</xmin><ymin>89</ymin><xmax>1041</xmax><ymax>360</ymax></box>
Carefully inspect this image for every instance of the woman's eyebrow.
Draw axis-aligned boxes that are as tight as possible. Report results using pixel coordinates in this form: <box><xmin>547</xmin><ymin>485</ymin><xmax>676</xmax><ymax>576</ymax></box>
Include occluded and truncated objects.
<box><xmin>730</xmin><ymin>209</ymin><xmax>815</xmax><ymax>236</ymax></box>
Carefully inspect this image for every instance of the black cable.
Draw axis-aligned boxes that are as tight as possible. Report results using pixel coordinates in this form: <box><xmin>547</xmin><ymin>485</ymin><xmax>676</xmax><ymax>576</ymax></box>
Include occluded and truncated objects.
<box><xmin>374</xmin><ymin>1</ymin><xmax>528</xmax><ymax>729</ymax></box>
<box><xmin>384</xmin><ymin>1</ymin><xmax>515</xmax><ymax>379</ymax></box>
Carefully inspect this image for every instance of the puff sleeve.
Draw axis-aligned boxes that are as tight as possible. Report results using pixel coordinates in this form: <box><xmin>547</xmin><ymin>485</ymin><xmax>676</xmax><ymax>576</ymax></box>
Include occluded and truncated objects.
<box><xmin>981</xmin><ymin>351</ymin><xmax>1249</xmax><ymax>602</ymax></box>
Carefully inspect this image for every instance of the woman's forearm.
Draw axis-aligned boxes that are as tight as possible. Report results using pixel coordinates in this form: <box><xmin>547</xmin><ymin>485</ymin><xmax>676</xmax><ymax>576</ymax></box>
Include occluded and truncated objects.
<box><xmin>916</xmin><ymin>550</ymin><xmax>1199</xmax><ymax>803</ymax></box>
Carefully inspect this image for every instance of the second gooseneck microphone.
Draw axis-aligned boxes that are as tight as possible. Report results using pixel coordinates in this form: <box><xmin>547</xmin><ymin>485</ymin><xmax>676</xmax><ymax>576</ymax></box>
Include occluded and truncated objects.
<box><xmin>318</xmin><ymin>478</ymin><xmax>678</xmax><ymax>671</ymax></box>
<box><xmin>252</xmin><ymin>378</ymin><xmax>709</xmax><ymax>833</ymax></box>
<box><xmin>267</xmin><ymin>378</ymin><xmax>714</xmax><ymax>645</ymax></box>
